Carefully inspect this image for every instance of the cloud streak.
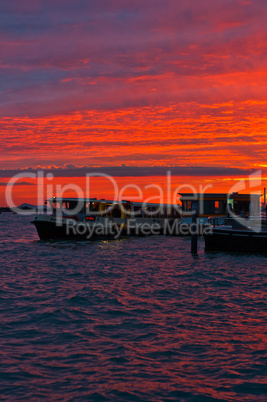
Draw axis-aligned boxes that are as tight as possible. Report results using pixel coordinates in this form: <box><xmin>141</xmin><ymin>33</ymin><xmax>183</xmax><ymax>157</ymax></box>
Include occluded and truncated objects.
<box><xmin>0</xmin><ymin>181</ymin><xmax>35</xmax><ymax>186</ymax></box>
<box><xmin>0</xmin><ymin>0</ymin><xmax>267</xmax><ymax>177</ymax></box>
<box><xmin>0</xmin><ymin>165</ymin><xmax>264</xmax><ymax>179</ymax></box>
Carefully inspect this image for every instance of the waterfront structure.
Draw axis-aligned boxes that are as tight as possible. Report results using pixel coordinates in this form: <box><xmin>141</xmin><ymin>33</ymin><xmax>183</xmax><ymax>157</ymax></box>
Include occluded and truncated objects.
<box><xmin>178</xmin><ymin>192</ymin><xmax>261</xmax><ymax>226</ymax></box>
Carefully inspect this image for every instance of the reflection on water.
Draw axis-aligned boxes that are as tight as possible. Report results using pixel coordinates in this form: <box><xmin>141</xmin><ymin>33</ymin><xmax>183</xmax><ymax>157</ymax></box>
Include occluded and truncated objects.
<box><xmin>0</xmin><ymin>214</ymin><xmax>266</xmax><ymax>401</ymax></box>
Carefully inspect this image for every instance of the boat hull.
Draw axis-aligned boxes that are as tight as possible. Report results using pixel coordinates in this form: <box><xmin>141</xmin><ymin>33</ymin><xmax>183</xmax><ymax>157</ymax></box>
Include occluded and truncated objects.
<box><xmin>205</xmin><ymin>228</ymin><xmax>267</xmax><ymax>253</ymax></box>
<box><xmin>32</xmin><ymin>219</ymin><xmax>126</xmax><ymax>240</ymax></box>
<box><xmin>31</xmin><ymin>215</ymin><xmax>180</xmax><ymax>240</ymax></box>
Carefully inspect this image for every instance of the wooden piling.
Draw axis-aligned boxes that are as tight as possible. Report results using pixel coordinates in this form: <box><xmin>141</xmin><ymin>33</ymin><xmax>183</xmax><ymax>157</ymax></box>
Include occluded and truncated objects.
<box><xmin>191</xmin><ymin>211</ymin><xmax>198</xmax><ymax>254</ymax></box>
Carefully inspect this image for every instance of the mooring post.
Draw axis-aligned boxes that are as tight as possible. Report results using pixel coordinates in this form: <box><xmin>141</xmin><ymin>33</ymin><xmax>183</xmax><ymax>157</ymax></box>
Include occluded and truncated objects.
<box><xmin>191</xmin><ymin>210</ymin><xmax>198</xmax><ymax>254</ymax></box>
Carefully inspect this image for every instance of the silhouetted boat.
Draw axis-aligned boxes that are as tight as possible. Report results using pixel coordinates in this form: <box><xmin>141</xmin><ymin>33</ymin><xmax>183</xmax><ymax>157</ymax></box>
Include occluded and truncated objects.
<box><xmin>32</xmin><ymin>197</ymin><xmax>181</xmax><ymax>240</ymax></box>
<box><xmin>205</xmin><ymin>217</ymin><xmax>267</xmax><ymax>253</ymax></box>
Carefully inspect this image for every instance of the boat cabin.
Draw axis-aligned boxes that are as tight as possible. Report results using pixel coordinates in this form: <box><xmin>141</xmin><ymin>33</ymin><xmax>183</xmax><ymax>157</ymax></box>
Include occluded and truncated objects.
<box><xmin>179</xmin><ymin>192</ymin><xmax>261</xmax><ymax>217</ymax></box>
<box><xmin>46</xmin><ymin>197</ymin><xmax>180</xmax><ymax>220</ymax></box>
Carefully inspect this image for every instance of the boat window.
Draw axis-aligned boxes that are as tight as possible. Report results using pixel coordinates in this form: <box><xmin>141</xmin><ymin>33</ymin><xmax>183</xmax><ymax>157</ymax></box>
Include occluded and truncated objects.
<box><xmin>144</xmin><ymin>207</ymin><xmax>151</xmax><ymax>216</ymax></box>
<box><xmin>160</xmin><ymin>207</ymin><xmax>167</xmax><ymax>218</ymax></box>
<box><xmin>105</xmin><ymin>204</ymin><xmax>113</xmax><ymax>216</ymax></box>
<box><xmin>234</xmin><ymin>201</ymin><xmax>250</xmax><ymax>216</ymax></box>
<box><xmin>99</xmin><ymin>203</ymin><xmax>106</xmax><ymax>216</ymax></box>
<box><xmin>144</xmin><ymin>207</ymin><xmax>159</xmax><ymax>217</ymax></box>
<box><xmin>91</xmin><ymin>202</ymin><xmax>100</xmax><ymax>213</ymax></box>
<box><xmin>214</xmin><ymin>201</ymin><xmax>226</xmax><ymax>214</ymax></box>
<box><xmin>122</xmin><ymin>203</ymin><xmax>131</xmax><ymax>216</ymax></box>
<box><xmin>204</xmin><ymin>200</ymin><xmax>225</xmax><ymax>215</ymax></box>
<box><xmin>133</xmin><ymin>206</ymin><xmax>142</xmax><ymax>216</ymax></box>
<box><xmin>61</xmin><ymin>200</ymin><xmax>85</xmax><ymax>215</ymax></box>
<box><xmin>52</xmin><ymin>202</ymin><xmax>61</xmax><ymax>209</ymax></box>
<box><xmin>182</xmin><ymin>201</ymin><xmax>192</xmax><ymax>212</ymax></box>
<box><xmin>50</xmin><ymin>201</ymin><xmax>62</xmax><ymax>215</ymax></box>
<box><xmin>151</xmin><ymin>206</ymin><xmax>160</xmax><ymax>218</ymax></box>
<box><xmin>85</xmin><ymin>203</ymin><xmax>91</xmax><ymax>214</ymax></box>
<box><xmin>112</xmin><ymin>204</ymin><xmax>121</xmax><ymax>218</ymax></box>
<box><xmin>62</xmin><ymin>201</ymin><xmax>70</xmax><ymax>215</ymax></box>
<box><xmin>69</xmin><ymin>201</ymin><xmax>79</xmax><ymax>210</ymax></box>
<box><xmin>204</xmin><ymin>201</ymin><xmax>214</xmax><ymax>214</ymax></box>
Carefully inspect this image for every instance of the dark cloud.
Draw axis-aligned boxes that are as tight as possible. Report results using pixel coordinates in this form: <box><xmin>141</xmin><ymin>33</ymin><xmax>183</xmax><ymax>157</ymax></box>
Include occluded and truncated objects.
<box><xmin>0</xmin><ymin>181</ymin><xmax>35</xmax><ymax>186</ymax></box>
<box><xmin>0</xmin><ymin>166</ymin><xmax>262</xmax><ymax>178</ymax></box>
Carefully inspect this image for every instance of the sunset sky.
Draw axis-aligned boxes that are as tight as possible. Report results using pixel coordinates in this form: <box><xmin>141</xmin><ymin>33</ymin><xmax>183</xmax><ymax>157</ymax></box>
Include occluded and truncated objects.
<box><xmin>1</xmin><ymin>0</ymin><xmax>267</xmax><ymax>204</ymax></box>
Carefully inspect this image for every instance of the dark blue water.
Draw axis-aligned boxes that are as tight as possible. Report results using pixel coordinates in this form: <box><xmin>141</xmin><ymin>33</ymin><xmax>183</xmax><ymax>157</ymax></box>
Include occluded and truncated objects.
<box><xmin>0</xmin><ymin>214</ymin><xmax>266</xmax><ymax>401</ymax></box>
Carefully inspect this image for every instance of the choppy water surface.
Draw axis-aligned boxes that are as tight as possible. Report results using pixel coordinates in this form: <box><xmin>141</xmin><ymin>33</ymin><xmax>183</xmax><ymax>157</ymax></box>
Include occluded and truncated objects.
<box><xmin>0</xmin><ymin>214</ymin><xmax>266</xmax><ymax>401</ymax></box>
